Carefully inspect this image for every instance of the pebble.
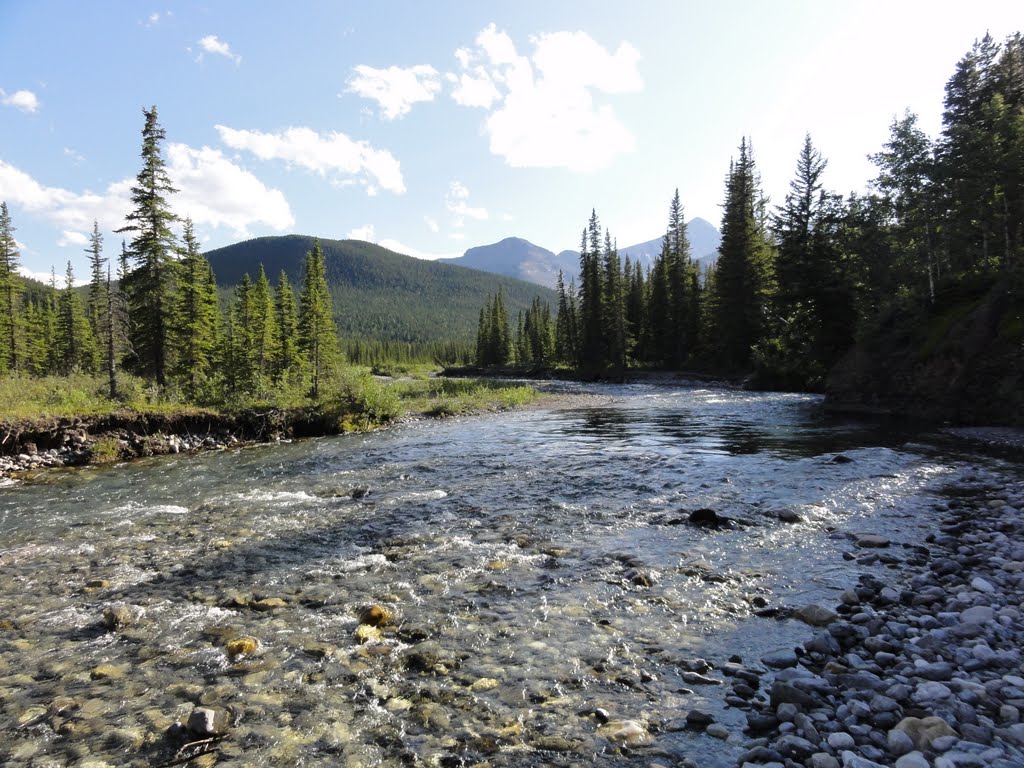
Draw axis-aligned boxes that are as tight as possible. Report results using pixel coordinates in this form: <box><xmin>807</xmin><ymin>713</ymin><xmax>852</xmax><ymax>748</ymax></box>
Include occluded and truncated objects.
<box><xmin>748</xmin><ymin>479</ymin><xmax>1024</xmax><ymax>768</ymax></box>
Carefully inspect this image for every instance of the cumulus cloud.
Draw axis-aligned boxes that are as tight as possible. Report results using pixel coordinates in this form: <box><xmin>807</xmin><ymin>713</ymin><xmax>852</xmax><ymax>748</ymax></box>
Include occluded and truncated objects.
<box><xmin>58</xmin><ymin>231</ymin><xmax>90</xmax><ymax>247</ymax></box>
<box><xmin>0</xmin><ymin>148</ymin><xmax>292</xmax><ymax>247</ymax></box>
<box><xmin>346</xmin><ymin>224</ymin><xmax>375</xmax><ymax>241</ymax></box>
<box><xmin>166</xmin><ymin>143</ymin><xmax>293</xmax><ymax>236</ymax></box>
<box><xmin>216</xmin><ymin>124</ymin><xmax>405</xmax><ymax>194</ymax></box>
<box><xmin>448</xmin><ymin>24</ymin><xmax>643</xmax><ymax>171</ymax></box>
<box><xmin>424</xmin><ymin>215</ymin><xmax>439</xmax><ymax>233</ymax></box>
<box><xmin>1</xmin><ymin>88</ymin><xmax>40</xmax><ymax>113</ymax></box>
<box><xmin>197</xmin><ymin>35</ymin><xmax>241</xmax><ymax>65</ymax></box>
<box><xmin>346</xmin><ymin>64</ymin><xmax>441</xmax><ymax>120</ymax></box>
<box><xmin>445</xmin><ymin>181</ymin><xmax>487</xmax><ymax>225</ymax></box>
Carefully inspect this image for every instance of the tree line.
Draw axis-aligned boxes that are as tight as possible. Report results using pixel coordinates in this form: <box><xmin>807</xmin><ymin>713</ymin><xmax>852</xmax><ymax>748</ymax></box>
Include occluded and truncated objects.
<box><xmin>474</xmin><ymin>32</ymin><xmax>1024</xmax><ymax>388</ymax></box>
<box><xmin>0</xmin><ymin>107</ymin><xmax>341</xmax><ymax>403</ymax></box>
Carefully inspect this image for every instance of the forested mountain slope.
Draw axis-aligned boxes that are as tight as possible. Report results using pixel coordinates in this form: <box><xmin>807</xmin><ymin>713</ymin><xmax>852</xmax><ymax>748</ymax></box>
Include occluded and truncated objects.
<box><xmin>204</xmin><ymin>235</ymin><xmax>556</xmax><ymax>344</ymax></box>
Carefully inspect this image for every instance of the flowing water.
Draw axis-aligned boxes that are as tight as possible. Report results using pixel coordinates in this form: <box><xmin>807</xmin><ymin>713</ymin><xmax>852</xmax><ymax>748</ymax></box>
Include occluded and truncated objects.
<box><xmin>0</xmin><ymin>384</ymin><xmax>1019</xmax><ymax>767</ymax></box>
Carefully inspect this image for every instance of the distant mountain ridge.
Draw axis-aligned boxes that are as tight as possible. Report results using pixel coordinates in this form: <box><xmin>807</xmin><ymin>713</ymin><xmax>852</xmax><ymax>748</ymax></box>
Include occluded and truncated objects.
<box><xmin>203</xmin><ymin>235</ymin><xmax>556</xmax><ymax>344</ymax></box>
<box><xmin>444</xmin><ymin>217</ymin><xmax>721</xmax><ymax>289</ymax></box>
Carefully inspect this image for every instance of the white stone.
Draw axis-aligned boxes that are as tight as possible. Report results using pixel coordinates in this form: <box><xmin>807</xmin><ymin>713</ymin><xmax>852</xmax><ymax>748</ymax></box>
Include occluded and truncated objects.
<box><xmin>895</xmin><ymin>753</ymin><xmax>931</xmax><ymax>768</ymax></box>
<box><xmin>970</xmin><ymin>576</ymin><xmax>995</xmax><ymax>593</ymax></box>
<box><xmin>828</xmin><ymin>732</ymin><xmax>856</xmax><ymax>750</ymax></box>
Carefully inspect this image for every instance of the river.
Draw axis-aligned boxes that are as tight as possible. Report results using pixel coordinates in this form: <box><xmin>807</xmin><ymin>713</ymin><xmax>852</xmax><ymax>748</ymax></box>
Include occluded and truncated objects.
<box><xmin>0</xmin><ymin>383</ymin><xmax>1020</xmax><ymax>767</ymax></box>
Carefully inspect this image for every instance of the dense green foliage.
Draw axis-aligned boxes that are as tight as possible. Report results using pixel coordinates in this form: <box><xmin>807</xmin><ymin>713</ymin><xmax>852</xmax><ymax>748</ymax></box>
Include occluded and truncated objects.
<box><xmin>473</xmin><ymin>32</ymin><xmax>1024</xmax><ymax>388</ymax></box>
<box><xmin>4</xmin><ymin>32</ymin><xmax>1023</xmax><ymax>408</ymax></box>
<box><xmin>204</xmin><ymin>235</ymin><xmax>557</xmax><ymax>346</ymax></box>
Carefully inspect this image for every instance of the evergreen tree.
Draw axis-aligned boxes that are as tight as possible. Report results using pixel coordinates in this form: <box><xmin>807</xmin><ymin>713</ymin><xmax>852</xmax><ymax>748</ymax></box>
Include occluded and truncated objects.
<box><xmin>761</xmin><ymin>135</ymin><xmax>856</xmax><ymax>387</ymax></box>
<box><xmin>274</xmin><ymin>270</ymin><xmax>300</xmax><ymax>381</ymax></box>
<box><xmin>231</xmin><ymin>273</ymin><xmax>256</xmax><ymax>396</ymax></box>
<box><xmin>85</xmin><ymin>221</ymin><xmax>105</xmax><ymax>354</ymax></box>
<box><xmin>251</xmin><ymin>264</ymin><xmax>279</xmax><ymax>387</ymax></box>
<box><xmin>172</xmin><ymin>219</ymin><xmax>218</xmax><ymax>400</ymax></box>
<box><xmin>578</xmin><ymin>214</ymin><xmax>605</xmax><ymax>369</ymax></box>
<box><xmin>118</xmin><ymin>106</ymin><xmax>179</xmax><ymax>386</ymax></box>
<box><xmin>0</xmin><ymin>201</ymin><xmax>22</xmax><ymax>373</ymax></box>
<box><xmin>487</xmin><ymin>288</ymin><xmax>512</xmax><ymax>366</ymax></box>
<box><xmin>554</xmin><ymin>271</ymin><xmax>579</xmax><ymax>367</ymax></box>
<box><xmin>601</xmin><ymin>230</ymin><xmax>627</xmax><ymax>371</ymax></box>
<box><xmin>869</xmin><ymin>112</ymin><xmax>938</xmax><ymax>298</ymax></box>
<box><xmin>713</xmin><ymin>139</ymin><xmax>775</xmax><ymax>371</ymax></box>
<box><xmin>56</xmin><ymin>262</ymin><xmax>96</xmax><ymax>374</ymax></box>
<box><xmin>298</xmin><ymin>239</ymin><xmax>339</xmax><ymax>399</ymax></box>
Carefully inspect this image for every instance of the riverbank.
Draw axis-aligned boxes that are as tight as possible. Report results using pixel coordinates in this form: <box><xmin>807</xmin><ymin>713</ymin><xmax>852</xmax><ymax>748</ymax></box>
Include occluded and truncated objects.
<box><xmin>0</xmin><ymin>378</ymin><xmax>545</xmax><ymax>480</ymax></box>
<box><xmin>731</xmin><ymin>475</ymin><xmax>1024</xmax><ymax>768</ymax></box>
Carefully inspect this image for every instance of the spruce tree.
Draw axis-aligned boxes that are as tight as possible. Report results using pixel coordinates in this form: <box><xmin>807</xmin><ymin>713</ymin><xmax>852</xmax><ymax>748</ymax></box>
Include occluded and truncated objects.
<box><xmin>298</xmin><ymin>240</ymin><xmax>339</xmax><ymax>399</ymax></box>
<box><xmin>118</xmin><ymin>106</ymin><xmax>179</xmax><ymax>386</ymax></box>
<box><xmin>56</xmin><ymin>262</ymin><xmax>95</xmax><ymax>374</ymax></box>
<box><xmin>172</xmin><ymin>219</ymin><xmax>218</xmax><ymax>400</ymax></box>
<box><xmin>0</xmin><ymin>201</ymin><xmax>22</xmax><ymax>373</ymax></box>
<box><xmin>251</xmin><ymin>265</ymin><xmax>279</xmax><ymax>387</ymax></box>
<box><xmin>554</xmin><ymin>271</ymin><xmax>579</xmax><ymax>367</ymax></box>
<box><xmin>85</xmin><ymin>221</ymin><xmax>105</xmax><ymax>346</ymax></box>
<box><xmin>275</xmin><ymin>270</ymin><xmax>299</xmax><ymax>381</ymax></box>
<box><xmin>713</xmin><ymin>139</ymin><xmax>775</xmax><ymax>371</ymax></box>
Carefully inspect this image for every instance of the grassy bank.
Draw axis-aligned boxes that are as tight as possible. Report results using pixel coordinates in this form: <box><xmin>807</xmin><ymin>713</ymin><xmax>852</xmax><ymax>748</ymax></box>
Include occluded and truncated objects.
<box><xmin>0</xmin><ymin>370</ymin><xmax>541</xmax><ymax>470</ymax></box>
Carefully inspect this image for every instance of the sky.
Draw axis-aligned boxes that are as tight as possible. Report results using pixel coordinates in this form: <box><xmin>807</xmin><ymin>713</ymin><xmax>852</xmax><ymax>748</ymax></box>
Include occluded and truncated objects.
<box><xmin>1</xmin><ymin>1</ymin><xmax>1021</xmax><ymax>283</ymax></box>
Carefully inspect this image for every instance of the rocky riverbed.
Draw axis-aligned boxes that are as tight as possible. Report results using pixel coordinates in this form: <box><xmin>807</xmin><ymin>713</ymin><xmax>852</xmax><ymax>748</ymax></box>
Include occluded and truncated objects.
<box><xmin>728</xmin><ymin>475</ymin><xmax>1024</xmax><ymax>768</ymax></box>
<box><xmin>2</xmin><ymin>385</ymin><xmax>1022</xmax><ymax>767</ymax></box>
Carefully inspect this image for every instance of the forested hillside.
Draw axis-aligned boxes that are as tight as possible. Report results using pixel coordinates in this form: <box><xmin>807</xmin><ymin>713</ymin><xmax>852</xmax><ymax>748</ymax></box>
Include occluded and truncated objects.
<box><xmin>205</xmin><ymin>236</ymin><xmax>556</xmax><ymax>345</ymax></box>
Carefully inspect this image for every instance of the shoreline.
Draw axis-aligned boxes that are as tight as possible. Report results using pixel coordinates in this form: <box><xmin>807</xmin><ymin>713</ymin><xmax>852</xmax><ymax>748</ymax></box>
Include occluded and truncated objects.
<box><xmin>731</xmin><ymin>475</ymin><xmax>1024</xmax><ymax>768</ymax></box>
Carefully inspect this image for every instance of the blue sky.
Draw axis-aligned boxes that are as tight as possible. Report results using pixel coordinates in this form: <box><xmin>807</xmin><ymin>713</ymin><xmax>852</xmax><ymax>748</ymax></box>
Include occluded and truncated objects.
<box><xmin>1</xmin><ymin>1</ymin><xmax>1020</xmax><ymax>281</ymax></box>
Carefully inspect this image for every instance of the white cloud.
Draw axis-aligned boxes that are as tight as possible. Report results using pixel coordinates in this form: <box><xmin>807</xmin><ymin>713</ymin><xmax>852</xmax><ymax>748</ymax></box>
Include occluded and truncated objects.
<box><xmin>346</xmin><ymin>224</ymin><xmax>375</xmax><ymax>241</ymax></box>
<box><xmin>197</xmin><ymin>35</ymin><xmax>241</xmax><ymax>65</ymax></box>
<box><xmin>217</xmin><ymin>124</ymin><xmax>406</xmax><ymax>194</ymax></box>
<box><xmin>445</xmin><ymin>180</ymin><xmax>487</xmax><ymax>225</ymax></box>
<box><xmin>63</xmin><ymin>147</ymin><xmax>85</xmax><ymax>165</ymax></box>
<box><xmin>346</xmin><ymin>64</ymin><xmax>441</xmax><ymax>120</ymax></box>
<box><xmin>166</xmin><ymin>143</ymin><xmax>294</xmax><ymax>237</ymax></box>
<box><xmin>377</xmin><ymin>238</ymin><xmax>461</xmax><ymax>261</ymax></box>
<box><xmin>424</xmin><ymin>215</ymin><xmax>439</xmax><ymax>233</ymax></box>
<box><xmin>0</xmin><ymin>147</ymin><xmax>292</xmax><ymax>247</ymax></box>
<box><xmin>58</xmin><ymin>230</ymin><xmax>89</xmax><ymax>247</ymax></box>
<box><xmin>0</xmin><ymin>159</ymin><xmax>132</xmax><ymax>234</ymax></box>
<box><xmin>447</xmin><ymin>68</ymin><xmax>501</xmax><ymax>109</ymax></box>
<box><xmin>448</xmin><ymin>24</ymin><xmax>643</xmax><ymax>171</ymax></box>
<box><xmin>1</xmin><ymin>88</ymin><xmax>40</xmax><ymax>113</ymax></box>
<box><xmin>17</xmin><ymin>266</ymin><xmax>88</xmax><ymax>287</ymax></box>
<box><xmin>449</xmin><ymin>232</ymin><xmax>466</xmax><ymax>241</ymax></box>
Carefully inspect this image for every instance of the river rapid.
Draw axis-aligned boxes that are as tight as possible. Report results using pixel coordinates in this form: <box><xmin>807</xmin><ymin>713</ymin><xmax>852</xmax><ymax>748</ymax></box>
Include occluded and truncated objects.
<box><xmin>0</xmin><ymin>383</ymin><xmax>1020</xmax><ymax>768</ymax></box>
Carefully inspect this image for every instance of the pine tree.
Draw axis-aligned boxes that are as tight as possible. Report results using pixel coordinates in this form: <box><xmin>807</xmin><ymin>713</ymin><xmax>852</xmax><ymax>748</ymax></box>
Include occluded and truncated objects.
<box><xmin>231</xmin><ymin>273</ymin><xmax>256</xmax><ymax>396</ymax></box>
<box><xmin>274</xmin><ymin>270</ymin><xmax>299</xmax><ymax>381</ymax></box>
<box><xmin>56</xmin><ymin>262</ymin><xmax>96</xmax><ymax>374</ymax></box>
<box><xmin>602</xmin><ymin>230</ymin><xmax>627</xmax><ymax>371</ymax></box>
<box><xmin>298</xmin><ymin>239</ymin><xmax>339</xmax><ymax>399</ymax></box>
<box><xmin>554</xmin><ymin>271</ymin><xmax>579</xmax><ymax>367</ymax></box>
<box><xmin>85</xmin><ymin>221</ymin><xmax>105</xmax><ymax>348</ymax></box>
<box><xmin>251</xmin><ymin>264</ymin><xmax>279</xmax><ymax>387</ymax></box>
<box><xmin>578</xmin><ymin>214</ymin><xmax>605</xmax><ymax>369</ymax></box>
<box><xmin>172</xmin><ymin>219</ymin><xmax>218</xmax><ymax>400</ymax></box>
<box><xmin>713</xmin><ymin>139</ymin><xmax>775</xmax><ymax>371</ymax></box>
<box><xmin>870</xmin><ymin>112</ymin><xmax>938</xmax><ymax>298</ymax></box>
<box><xmin>0</xmin><ymin>201</ymin><xmax>22</xmax><ymax>373</ymax></box>
<box><xmin>117</xmin><ymin>106</ymin><xmax>179</xmax><ymax>386</ymax></box>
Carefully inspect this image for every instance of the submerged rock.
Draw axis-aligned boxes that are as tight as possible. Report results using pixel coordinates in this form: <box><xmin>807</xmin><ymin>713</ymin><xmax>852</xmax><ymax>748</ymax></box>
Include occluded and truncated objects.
<box><xmin>794</xmin><ymin>603</ymin><xmax>838</xmax><ymax>626</ymax></box>
<box><xmin>597</xmin><ymin>719</ymin><xmax>652</xmax><ymax>746</ymax></box>
<box><xmin>359</xmin><ymin>604</ymin><xmax>394</xmax><ymax>627</ymax></box>
<box><xmin>225</xmin><ymin>636</ymin><xmax>259</xmax><ymax>658</ymax></box>
<box><xmin>187</xmin><ymin>706</ymin><xmax>230</xmax><ymax>736</ymax></box>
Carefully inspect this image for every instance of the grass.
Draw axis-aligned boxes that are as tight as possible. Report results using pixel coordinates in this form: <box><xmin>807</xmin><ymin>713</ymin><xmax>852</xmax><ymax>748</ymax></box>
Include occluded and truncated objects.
<box><xmin>0</xmin><ymin>369</ymin><xmax>541</xmax><ymax>431</ymax></box>
<box><xmin>395</xmin><ymin>377</ymin><xmax>539</xmax><ymax>417</ymax></box>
